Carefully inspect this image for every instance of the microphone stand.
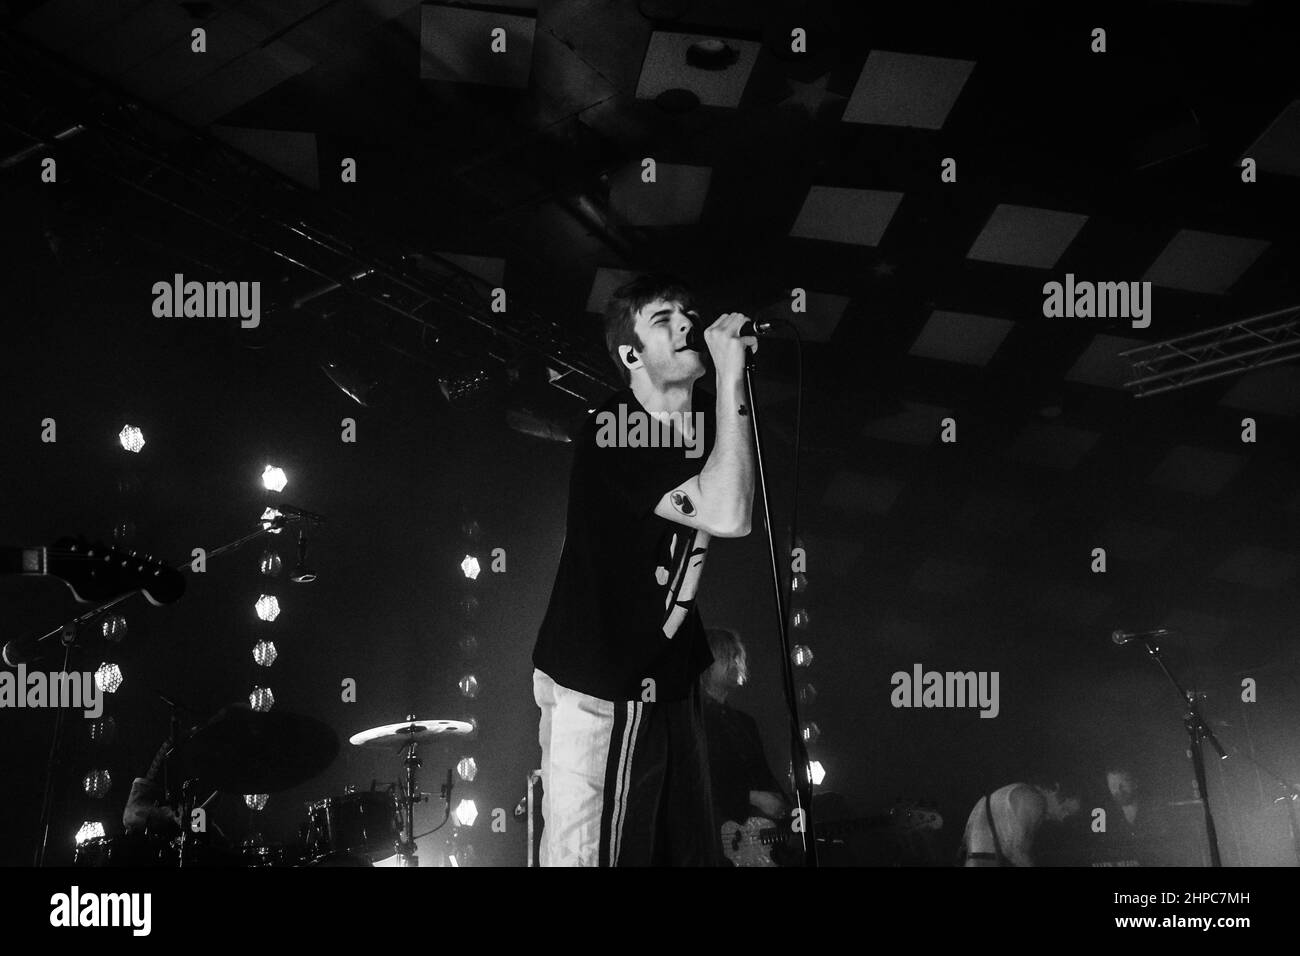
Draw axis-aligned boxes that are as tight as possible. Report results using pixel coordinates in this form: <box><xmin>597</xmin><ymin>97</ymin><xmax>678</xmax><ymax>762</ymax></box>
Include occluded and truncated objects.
<box><xmin>29</xmin><ymin>520</ymin><xmax>292</xmax><ymax>866</ymax></box>
<box><xmin>1135</xmin><ymin>635</ymin><xmax>1225</xmax><ymax>866</ymax></box>
<box><xmin>743</xmin><ymin>347</ymin><xmax>817</xmax><ymax>867</ymax></box>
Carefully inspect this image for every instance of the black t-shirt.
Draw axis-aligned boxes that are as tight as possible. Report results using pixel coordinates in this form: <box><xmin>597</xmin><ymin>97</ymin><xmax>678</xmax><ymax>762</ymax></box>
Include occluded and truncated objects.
<box><xmin>703</xmin><ymin>698</ymin><xmax>782</xmax><ymax>824</ymax></box>
<box><xmin>533</xmin><ymin>387</ymin><xmax>716</xmax><ymax>702</ymax></box>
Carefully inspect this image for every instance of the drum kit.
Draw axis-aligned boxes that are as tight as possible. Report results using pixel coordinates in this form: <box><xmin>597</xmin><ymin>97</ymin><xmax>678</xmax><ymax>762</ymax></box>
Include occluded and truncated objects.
<box><xmin>75</xmin><ymin>706</ymin><xmax>474</xmax><ymax>868</ymax></box>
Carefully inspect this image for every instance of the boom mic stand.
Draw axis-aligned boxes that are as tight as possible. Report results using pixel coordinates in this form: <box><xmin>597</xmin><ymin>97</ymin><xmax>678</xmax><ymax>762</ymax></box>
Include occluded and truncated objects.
<box><xmin>1130</xmin><ymin>632</ymin><xmax>1225</xmax><ymax>866</ymax></box>
<box><xmin>32</xmin><ymin>515</ymin><xmax>320</xmax><ymax>866</ymax></box>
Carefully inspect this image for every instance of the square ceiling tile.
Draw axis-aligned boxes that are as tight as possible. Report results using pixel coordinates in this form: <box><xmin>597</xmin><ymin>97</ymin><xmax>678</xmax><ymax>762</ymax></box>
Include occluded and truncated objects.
<box><xmin>610</xmin><ymin>163</ymin><xmax>712</xmax><ymax>226</ymax></box>
<box><xmin>842</xmin><ymin>50</ymin><xmax>975</xmax><ymax>129</ymax></box>
<box><xmin>211</xmin><ymin>127</ymin><xmax>319</xmax><ymax>189</ymax></box>
<box><xmin>966</xmin><ymin>204</ymin><xmax>1088</xmax><ymax>268</ymax></box>
<box><xmin>790</xmin><ymin>186</ymin><xmax>904</xmax><ymax>247</ymax></box>
<box><xmin>756</xmin><ymin>292</ymin><xmax>850</xmax><ymax>343</ymax></box>
<box><xmin>1142</xmin><ymin>229</ymin><xmax>1269</xmax><ymax>294</ymax></box>
<box><xmin>1218</xmin><ymin>365</ymin><xmax>1300</xmax><ymax>416</ymax></box>
<box><xmin>420</xmin><ymin>5</ymin><xmax>535</xmax><ymax>87</ymax></box>
<box><xmin>1066</xmin><ymin>334</ymin><xmax>1148</xmax><ymax>389</ymax></box>
<box><xmin>1242</xmin><ymin>99</ymin><xmax>1300</xmax><ymax>177</ymax></box>
<box><xmin>909</xmin><ymin>310</ymin><xmax>1014</xmax><ymax>366</ymax></box>
<box><xmin>861</xmin><ymin>401</ymin><xmax>953</xmax><ymax>446</ymax></box>
<box><xmin>1147</xmin><ymin>445</ymin><xmax>1243</xmax><ymax>497</ymax></box>
<box><xmin>586</xmin><ymin>267</ymin><xmax>638</xmax><ymax>314</ymax></box>
<box><xmin>635</xmin><ymin>31</ymin><xmax>762</xmax><ymax>108</ymax></box>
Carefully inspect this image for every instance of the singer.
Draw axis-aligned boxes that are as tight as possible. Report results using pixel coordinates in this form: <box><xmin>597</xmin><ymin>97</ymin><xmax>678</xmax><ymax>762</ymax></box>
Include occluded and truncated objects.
<box><xmin>531</xmin><ymin>274</ymin><xmax>757</xmax><ymax>866</ymax></box>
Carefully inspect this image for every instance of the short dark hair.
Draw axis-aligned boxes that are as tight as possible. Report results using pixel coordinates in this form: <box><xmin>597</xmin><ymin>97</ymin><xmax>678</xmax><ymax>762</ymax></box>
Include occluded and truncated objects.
<box><xmin>602</xmin><ymin>274</ymin><xmax>699</xmax><ymax>386</ymax></box>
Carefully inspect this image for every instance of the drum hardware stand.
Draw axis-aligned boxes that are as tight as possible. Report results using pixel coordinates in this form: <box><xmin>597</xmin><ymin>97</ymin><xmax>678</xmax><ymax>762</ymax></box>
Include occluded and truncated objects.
<box><xmin>176</xmin><ymin>780</ymin><xmax>196</xmax><ymax>868</ymax></box>
<box><xmin>396</xmin><ymin>716</ymin><xmax>428</xmax><ymax>867</ymax></box>
<box><xmin>525</xmin><ymin>770</ymin><xmax>541</xmax><ymax>867</ymax></box>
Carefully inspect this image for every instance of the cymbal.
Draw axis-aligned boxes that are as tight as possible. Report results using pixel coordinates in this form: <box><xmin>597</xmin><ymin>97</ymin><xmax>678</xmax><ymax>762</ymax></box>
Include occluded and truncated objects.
<box><xmin>182</xmin><ymin>704</ymin><xmax>339</xmax><ymax>794</ymax></box>
<box><xmin>349</xmin><ymin>718</ymin><xmax>474</xmax><ymax>749</ymax></box>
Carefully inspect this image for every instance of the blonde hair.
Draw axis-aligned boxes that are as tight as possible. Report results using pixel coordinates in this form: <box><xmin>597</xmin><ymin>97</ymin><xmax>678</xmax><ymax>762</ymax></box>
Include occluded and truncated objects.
<box><xmin>704</xmin><ymin>627</ymin><xmax>748</xmax><ymax>686</ymax></box>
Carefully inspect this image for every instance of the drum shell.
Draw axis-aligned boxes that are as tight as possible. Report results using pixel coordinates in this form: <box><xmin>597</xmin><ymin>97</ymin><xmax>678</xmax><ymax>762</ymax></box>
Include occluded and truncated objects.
<box><xmin>304</xmin><ymin>791</ymin><xmax>398</xmax><ymax>862</ymax></box>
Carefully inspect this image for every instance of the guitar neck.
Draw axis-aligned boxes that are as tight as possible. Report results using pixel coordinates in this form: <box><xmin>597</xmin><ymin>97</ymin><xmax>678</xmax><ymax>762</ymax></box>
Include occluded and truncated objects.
<box><xmin>759</xmin><ymin>813</ymin><xmax>894</xmax><ymax>846</ymax></box>
<box><xmin>0</xmin><ymin>547</ymin><xmax>46</xmax><ymax>575</ymax></box>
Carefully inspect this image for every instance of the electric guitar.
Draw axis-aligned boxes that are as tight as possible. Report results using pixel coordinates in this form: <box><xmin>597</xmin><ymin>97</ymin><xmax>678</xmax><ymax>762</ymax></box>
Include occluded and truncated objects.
<box><xmin>721</xmin><ymin>801</ymin><xmax>943</xmax><ymax>867</ymax></box>
<box><xmin>0</xmin><ymin>537</ymin><xmax>185</xmax><ymax>606</ymax></box>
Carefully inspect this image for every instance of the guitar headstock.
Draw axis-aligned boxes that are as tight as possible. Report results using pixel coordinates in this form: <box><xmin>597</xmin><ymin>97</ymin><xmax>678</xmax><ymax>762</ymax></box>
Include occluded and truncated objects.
<box><xmin>48</xmin><ymin>537</ymin><xmax>186</xmax><ymax>606</ymax></box>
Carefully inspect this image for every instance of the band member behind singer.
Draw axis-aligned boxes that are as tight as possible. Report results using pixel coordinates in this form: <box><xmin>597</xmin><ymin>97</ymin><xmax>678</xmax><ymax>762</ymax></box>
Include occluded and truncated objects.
<box><xmin>957</xmin><ymin>780</ymin><xmax>1081</xmax><ymax>866</ymax></box>
<box><xmin>532</xmin><ymin>274</ymin><xmax>757</xmax><ymax>866</ymax></box>
<box><xmin>700</xmin><ymin>627</ymin><xmax>791</xmax><ymax>861</ymax></box>
<box><xmin>122</xmin><ymin>736</ymin><xmax>181</xmax><ymax>839</ymax></box>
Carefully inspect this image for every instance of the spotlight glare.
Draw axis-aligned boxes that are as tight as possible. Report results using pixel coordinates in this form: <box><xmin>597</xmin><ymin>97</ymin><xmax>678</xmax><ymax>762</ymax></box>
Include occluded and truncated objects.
<box><xmin>254</xmin><ymin>594</ymin><xmax>281</xmax><ymax>622</ymax></box>
<box><xmin>261</xmin><ymin>465</ymin><xmax>288</xmax><ymax>492</ymax></box>
<box><xmin>94</xmin><ymin>662</ymin><xmax>123</xmax><ymax>694</ymax></box>
<box><xmin>245</xmin><ymin>794</ymin><xmax>270</xmax><ymax>811</ymax></box>
<box><xmin>75</xmin><ymin>822</ymin><xmax>105</xmax><ymax>846</ymax></box>
<box><xmin>252</xmin><ymin>640</ymin><xmax>278</xmax><ymax>667</ymax></box>
<box><xmin>792</xmin><ymin>608</ymin><xmax>811</xmax><ymax>630</ymax></box>
<box><xmin>456</xmin><ymin>756</ymin><xmax>478</xmax><ymax>782</ymax></box>
<box><xmin>808</xmin><ymin>760</ymin><xmax>826</xmax><ymax>786</ymax></box>
<box><xmin>792</xmin><ymin>644</ymin><xmax>814</xmax><ymax>668</ymax></box>
<box><xmin>259</xmin><ymin>549</ymin><xmax>282</xmax><ymax>576</ymax></box>
<box><xmin>458</xmin><ymin>675</ymin><xmax>479</xmax><ymax>699</ymax></box>
<box><xmin>101</xmin><ymin>615</ymin><xmax>127</xmax><ymax>642</ymax></box>
<box><xmin>249</xmin><ymin>686</ymin><xmax>275</xmax><ymax>712</ymax></box>
<box><xmin>88</xmin><ymin>716</ymin><xmax>117</xmax><ymax>744</ymax></box>
<box><xmin>83</xmin><ymin>769</ymin><xmax>113</xmax><ymax>799</ymax></box>
<box><xmin>453</xmin><ymin>799</ymin><xmax>479</xmax><ymax>827</ymax></box>
<box><xmin>801</xmin><ymin>721</ymin><xmax>821</xmax><ymax>744</ymax></box>
<box><xmin>260</xmin><ymin>507</ymin><xmax>284</xmax><ymax>534</ymax></box>
<box><xmin>118</xmin><ymin>425</ymin><xmax>145</xmax><ymax>453</ymax></box>
<box><xmin>461</xmin><ymin>555</ymin><xmax>481</xmax><ymax>580</ymax></box>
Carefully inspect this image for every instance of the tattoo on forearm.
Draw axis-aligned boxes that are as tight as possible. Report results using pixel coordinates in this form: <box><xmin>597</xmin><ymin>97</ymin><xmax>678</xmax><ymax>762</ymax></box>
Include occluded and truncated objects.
<box><xmin>669</xmin><ymin>490</ymin><xmax>696</xmax><ymax>516</ymax></box>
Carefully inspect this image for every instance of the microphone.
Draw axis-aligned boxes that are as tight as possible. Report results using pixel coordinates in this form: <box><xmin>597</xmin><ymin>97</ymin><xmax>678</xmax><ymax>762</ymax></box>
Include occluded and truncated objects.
<box><xmin>683</xmin><ymin>318</ymin><xmax>780</xmax><ymax>352</ymax></box>
<box><xmin>1111</xmin><ymin>627</ymin><xmax>1173</xmax><ymax>646</ymax></box>
<box><xmin>276</xmin><ymin>504</ymin><xmax>327</xmax><ymax>525</ymax></box>
<box><xmin>3</xmin><ymin>623</ymin><xmax>75</xmax><ymax>668</ymax></box>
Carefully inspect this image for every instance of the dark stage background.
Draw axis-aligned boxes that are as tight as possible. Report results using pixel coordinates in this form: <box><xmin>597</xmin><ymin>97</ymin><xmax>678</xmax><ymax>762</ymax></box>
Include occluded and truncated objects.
<box><xmin>2</xmin><ymin>0</ymin><xmax>1299</xmax><ymax>868</ymax></box>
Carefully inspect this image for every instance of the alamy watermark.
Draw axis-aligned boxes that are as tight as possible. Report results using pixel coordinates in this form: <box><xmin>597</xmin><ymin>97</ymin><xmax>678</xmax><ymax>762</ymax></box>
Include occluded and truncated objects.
<box><xmin>594</xmin><ymin>403</ymin><xmax>705</xmax><ymax>459</ymax></box>
<box><xmin>890</xmin><ymin>663</ymin><xmax>999</xmax><ymax>718</ymax></box>
<box><xmin>151</xmin><ymin>273</ymin><xmax>261</xmax><ymax>328</ymax></box>
<box><xmin>50</xmin><ymin>886</ymin><xmax>151</xmax><ymax>936</ymax></box>
<box><xmin>1042</xmin><ymin>273</ymin><xmax>1151</xmax><ymax>329</ymax></box>
<box><xmin>0</xmin><ymin>665</ymin><xmax>102</xmax><ymax>718</ymax></box>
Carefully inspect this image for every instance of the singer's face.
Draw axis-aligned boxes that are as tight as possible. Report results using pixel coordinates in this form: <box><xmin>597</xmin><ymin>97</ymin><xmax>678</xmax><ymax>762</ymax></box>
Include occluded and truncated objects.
<box><xmin>632</xmin><ymin>298</ymin><xmax>704</xmax><ymax>387</ymax></box>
